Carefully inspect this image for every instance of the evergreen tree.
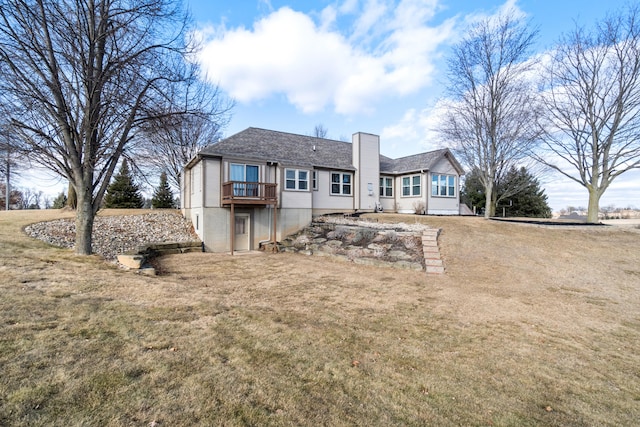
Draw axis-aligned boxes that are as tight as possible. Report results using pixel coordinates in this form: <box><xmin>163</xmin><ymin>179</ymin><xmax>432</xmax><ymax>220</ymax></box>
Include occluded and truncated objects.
<box><xmin>151</xmin><ymin>172</ymin><xmax>175</xmax><ymax>209</ymax></box>
<box><xmin>460</xmin><ymin>168</ymin><xmax>486</xmax><ymax>213</ymax></box>
<box><xmin>51</xmin><ymin>191</ymin><xmax>67</xmax><ymax>209</ymax></box>
<box><xmin>502</xmin><ymin>167</ymin><xmax>552</xmax><ymax>218</ymax></box>
<box><xmin>462</xmin><ymin>166</ymin><xmax>551</xmax><ymax>218</ymax></box>
<box><xmin>103</xmin><ymin>160</ymin><xmax>144</xmax><ymax>208</ymax></box>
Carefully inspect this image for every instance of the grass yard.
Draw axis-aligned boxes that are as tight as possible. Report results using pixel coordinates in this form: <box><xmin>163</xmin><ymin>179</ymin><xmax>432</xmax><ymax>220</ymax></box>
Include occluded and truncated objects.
<box><xmin>1</xmin><ymin>210</ymin><xmax>639</xmax><ymax>426</ymax></box>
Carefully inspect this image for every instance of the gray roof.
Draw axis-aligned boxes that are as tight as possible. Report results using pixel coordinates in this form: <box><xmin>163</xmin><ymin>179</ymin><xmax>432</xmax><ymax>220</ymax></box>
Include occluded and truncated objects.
<box><xmin>195</xmin><ymin>127</ymin><xmax>463</xmax><ymax>175</ymax></box>
<box><xmin>382</xmin><ymin>150</ymin><xmax>451</xmax><ymax>174</ymax></box>
<box><xmin>198</xmin><ymin>127</ymin><xmax>354</xmax><ymax>170</ymax></box>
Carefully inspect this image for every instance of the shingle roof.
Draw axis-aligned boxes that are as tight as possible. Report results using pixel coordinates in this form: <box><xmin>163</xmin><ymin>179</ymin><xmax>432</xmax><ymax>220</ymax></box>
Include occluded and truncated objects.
<box><xmin>195</xmin><ymin>127</ymin><xmax>462</xmax><ymax>174</ymax></box>
<box><xmin>198</xmin><ymin>127</ymin><xmax>355</xmax><ymax>170</ymax></box>
<box><xmin>382</xmin><ymin>150</ymin><xmax>449</xmax><ymax>174</ymax></box>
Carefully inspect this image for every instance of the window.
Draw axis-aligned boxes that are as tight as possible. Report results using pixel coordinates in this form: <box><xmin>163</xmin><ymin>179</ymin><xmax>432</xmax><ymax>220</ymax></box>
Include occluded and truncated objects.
<box><xmin>331</xmin><ymin>172</ymin><xmax>352</xmax><ymax>195</ymax></box>
<box><xmin>230</xmin><ymin>163</ymin><xmax>259</xmax><ymax>196</ymax></box>
<box><xmin>432</xmin><ymin>174</ymin><xmax>456</xmax><ymax>197</ymax></box>
<box><xmin>312</xmin><ymin>171</ymin><xmax>318</xmax><ymax>190</ymax></box>
<box><xmin>402</xmin><ymin>175</ymin><xmax>421</xmax><ymax>196</ymax></box>
<box><xmin>234</xmin><ymin>216</ymin><xmax>247</xmax><ymax>235</ymax></box>
<box><xmin>379</xmin><ymin>177</ymin><xmax>393</xmax><ymax>197</ymax></box>
<box><xmin>285</xmin><ymin>168</ymin><xmax>309</xmax><ymax>191</ymax></box>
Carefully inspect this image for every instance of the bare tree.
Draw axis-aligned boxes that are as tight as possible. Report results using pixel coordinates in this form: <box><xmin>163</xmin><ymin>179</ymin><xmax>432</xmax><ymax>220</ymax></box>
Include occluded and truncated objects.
<box><xmin>313</xmin><ymin>124</ymin><xmax>328</xmax><ymax>139</ymax></box>
<box><xmin>0</xmin><ymin>119</ymin><xmax>19</xmax><ymax>210</ymax></box>
<box><xmin>538</xmin><ymin>5</ymin><xmax>640</xmax><ymax>223</ymax></box>
<box><xmin>439</xmin><ymin>11</ymin><xmax>541</xmax><ymax>218</ymax></box>
<box><xmin>0</xmin><ymin>0</ymin><xmax>199</xmax><ymax>254</ymax></box>
<box><xmin>19</xmin><ymin>187</ymin><xmax>43</xmax><ymax>209</ymax></box>
<box><xmin>137</xmin><ymin>78</ymin><xmax>233</xmax><ymax>190</ymax></box>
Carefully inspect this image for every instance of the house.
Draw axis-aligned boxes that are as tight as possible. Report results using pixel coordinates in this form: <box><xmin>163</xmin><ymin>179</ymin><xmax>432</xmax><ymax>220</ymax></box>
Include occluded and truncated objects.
<box><xmin>181</xmin><ymin>127</ymin><xmax>464</xmax><ymax>253</ymax></box>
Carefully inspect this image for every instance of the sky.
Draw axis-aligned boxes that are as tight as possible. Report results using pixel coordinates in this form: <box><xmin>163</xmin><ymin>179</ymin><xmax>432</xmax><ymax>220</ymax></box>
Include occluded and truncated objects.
<box><xmin>18</xmin><ymin>0</ymin><xmax>640</xmax><ymax>212</ymax></box>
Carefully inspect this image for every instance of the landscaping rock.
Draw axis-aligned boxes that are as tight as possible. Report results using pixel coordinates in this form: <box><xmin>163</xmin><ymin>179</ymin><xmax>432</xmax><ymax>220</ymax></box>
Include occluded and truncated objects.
<box><xmin>279</xmin><ymin>216</ymin><xmax>433</xmax><ymax>272</ymax></box>
<box><xmin>25</xmin><ymin>211</ymin><xmax>199</xmax><ymax>261</ymax></box>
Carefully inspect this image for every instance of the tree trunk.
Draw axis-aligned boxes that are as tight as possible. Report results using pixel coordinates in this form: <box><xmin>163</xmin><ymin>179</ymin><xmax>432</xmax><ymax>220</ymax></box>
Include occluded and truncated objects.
<box><xmin>586</xmin><ymin>188</ymin><xmax>601</xmax><ymax>224</ymax></box>
<box><xmin>4</xmin><ymin>152</ymin><xmax>9</xmax><ymax>211</ymax></box>
<box><xmin>75</xmin><ymin>196</ymin><xmax>94</xmax><ymax>255</ymax></box>
<box><xmin>67</xmin><ymin>183</ymin><xmax>77</xmax><ymax>209</ymax></box>
<box><xmin>484</xmin><ymin>184</ymin><xmax>493</xmax><ymax>218</ymax></box>
<box><xmin>489</xmin><ymin>188</ymin><xmax>498</xmax><ymax>217</ymax></box>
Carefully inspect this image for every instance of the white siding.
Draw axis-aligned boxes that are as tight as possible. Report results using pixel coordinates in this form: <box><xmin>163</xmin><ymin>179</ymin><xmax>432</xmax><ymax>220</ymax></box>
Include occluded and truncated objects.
<box><xmin>352</xmin><ymin>132</ymin><xmax>380</xmax><ymax>211</ymax></box>
<box><xmin>203</xmin><ymin>158</ymin><xmax>221</xmax><ymax>207</ymax></box>
<box><xmin>427</xmin><ymin>157</ymin><xmax>460</xmax><ymax>215</ymax></box>
<box><xmin>379</xmin><ymin>176</ymin><xmax>396</xmax><ymax>212</ymax></box>
<box><xmin>281</xmin><ymin>189</ymin><xmax>312</xmax><ymax>209</ymax></box>
<box><xmin>190</xmin><ymin>162</ymin><xmax>204</xmax><ymax>209</ymax></box>
<box><xmin>394</xmin><ymin>174</ymin><xmax>426</xmax><ymax>214</ymax></box>
<box><xmin>312</xmin><ymin>169</ymin><xmax>354</xmax><ymax>213</ymax></box>
<box><xmin>180</xmin><ymin>169</ymin><xmax>189</xmax><ymax>210</ymax></box>
<box><xmin>280</xmin><ymin>166</ymin><xmax>312</xmax><ymax>209</ymax></box>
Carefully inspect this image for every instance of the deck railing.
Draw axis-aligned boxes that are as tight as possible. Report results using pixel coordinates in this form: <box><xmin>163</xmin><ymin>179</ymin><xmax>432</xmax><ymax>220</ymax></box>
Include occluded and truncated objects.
<box><xmin>222</xmin><ymin>181</ymin><xmax>277</xmax><ymax>204</ymax></box>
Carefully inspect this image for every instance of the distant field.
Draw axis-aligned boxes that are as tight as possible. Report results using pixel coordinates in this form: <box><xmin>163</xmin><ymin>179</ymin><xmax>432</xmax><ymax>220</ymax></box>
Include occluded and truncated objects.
<box><xmin>1</xmin><ymin>210</ymin><xmax>639</xmax><ymax>426</ymax></box>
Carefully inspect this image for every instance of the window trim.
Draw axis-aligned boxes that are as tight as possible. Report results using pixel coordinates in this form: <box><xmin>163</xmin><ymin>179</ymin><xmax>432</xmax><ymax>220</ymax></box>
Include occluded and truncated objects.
<box><xmin>401</xmin><ymin>174</ymin><xmax>421</xmax><ymax>197</ymax></box>
<box><xmin>330</xmin><ymin>171</ymin><xmax>352</xmax><ymax>196</ymax></box>
<box><xmin>230</xmin><ymin>163</ymin><xmax>259</xmax><ymax>182</ymax></box>
<box><xmin>284</xmin><ymin>168</ymin><xmax>309</xmax><ymax>191</ymax></box>
<box><xmin>229</xmin><ymin>163</ymin><xmax>260</xmax><ymax>197</ymax></box>
<box><xmin>379</xmin><ymin>176</ymin><xmax>393</xmax><ymax>198</ymax></box>
<box><xmin>312</xmin><ymin>170</ymin><xmax>318</xmax><ymax>191</ymax></box>
<box><xmin>431</xmin><ymin>173</ymin><xmax>457</xmax><ymax>198</ymax></box>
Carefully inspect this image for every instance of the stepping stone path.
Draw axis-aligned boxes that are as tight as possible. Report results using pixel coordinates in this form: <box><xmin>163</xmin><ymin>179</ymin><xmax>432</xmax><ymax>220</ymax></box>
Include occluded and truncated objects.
<box><xmin>422</xmin><ymin>229</ymin><xmax>445</xmax><ymax>274</ymax></box>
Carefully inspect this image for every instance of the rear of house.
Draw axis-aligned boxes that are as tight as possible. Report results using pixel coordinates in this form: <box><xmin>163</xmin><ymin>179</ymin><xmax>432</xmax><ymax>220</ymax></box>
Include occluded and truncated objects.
<box><xmin>181</xmin><ymin>127</ymin><xmax>464</xmax><ymax>253</ymax></box>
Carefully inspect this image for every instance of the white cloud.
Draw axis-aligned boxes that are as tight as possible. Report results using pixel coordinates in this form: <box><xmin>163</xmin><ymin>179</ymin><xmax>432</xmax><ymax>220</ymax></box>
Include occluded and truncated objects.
<box><xmin>380</xmin><ymin>97</ymin><xmax>452</xmax><ymax>156</ymax></box>
<box><xmin>349</xmin><ymin>0</ymin><xmax>389</xmax><ymax>43</ymax></box>
<box><xmin>196</xmin><ymin>0</ymin><xmax>455</xmax><ymax>115</ymax></box>
<box><xmin>319</xmin><ymin>5</ymin><xmax>337</xmax><ymax>31</ymax></box>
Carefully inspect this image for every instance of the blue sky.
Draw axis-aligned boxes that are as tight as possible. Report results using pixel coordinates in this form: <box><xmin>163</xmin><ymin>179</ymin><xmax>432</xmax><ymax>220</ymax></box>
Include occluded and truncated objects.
<box><xmin>184</xmin><ymin>0</ymin><xmax>639</xmax><ymax>212</ymax></box>
<box><xmin>18</xmin><ymin>0</ymin><xmax>639</xmax><ymax>211</ymax></box>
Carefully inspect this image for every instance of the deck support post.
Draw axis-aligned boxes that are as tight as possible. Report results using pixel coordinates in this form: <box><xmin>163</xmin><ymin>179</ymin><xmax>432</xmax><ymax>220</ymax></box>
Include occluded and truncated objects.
<box><xmin>230</xmin><ymin>202</ymin><xmax>235</xmax><ymax>256</ymax></box>
<box><xmin>272</xmin><ymin>202</ymin><xmax>277</xmax><ymax>245</ymax></box>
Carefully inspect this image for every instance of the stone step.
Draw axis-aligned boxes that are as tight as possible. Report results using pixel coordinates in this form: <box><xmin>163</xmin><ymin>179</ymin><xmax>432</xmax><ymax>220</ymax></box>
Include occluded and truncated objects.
<box><xmin>425</xmin><ymin>259</ymin><xmax>443</xmax><ymax>267</ymax></box>
<box><xmin>117</xmin><ymin>254</ymin><xmax>145</xmax><ymax>269</ymax></box>
<box><xmin>118</xmin><ymin>240</ymin><xmax>202</xmax><ymax>271</ymax></box>
<box><xmin>426</xmin><ymin>265</ymin><xmax>445</xmax><ymax>274</ymax></box>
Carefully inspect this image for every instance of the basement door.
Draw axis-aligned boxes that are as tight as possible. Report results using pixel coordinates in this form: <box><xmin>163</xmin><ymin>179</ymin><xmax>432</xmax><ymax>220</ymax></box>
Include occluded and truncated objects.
<box><xmin>234</xmin><ymin>214</ymin><xmax>250</xmax><ymax>252</ymax></box>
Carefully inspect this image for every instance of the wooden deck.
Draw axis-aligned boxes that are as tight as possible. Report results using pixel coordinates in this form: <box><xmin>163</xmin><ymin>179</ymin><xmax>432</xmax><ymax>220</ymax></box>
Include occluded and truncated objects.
<box><xmin>222</xmin><ymin>181</ymin><xmax>277</xmax><ymax>205</ymax></box>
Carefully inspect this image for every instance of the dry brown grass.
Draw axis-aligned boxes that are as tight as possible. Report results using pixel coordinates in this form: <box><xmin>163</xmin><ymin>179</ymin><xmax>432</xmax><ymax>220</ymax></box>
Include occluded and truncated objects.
<box><xmin>1</xmin><ymin>210</ymin><xmax>639</xmax><ymax>426</ymax></box>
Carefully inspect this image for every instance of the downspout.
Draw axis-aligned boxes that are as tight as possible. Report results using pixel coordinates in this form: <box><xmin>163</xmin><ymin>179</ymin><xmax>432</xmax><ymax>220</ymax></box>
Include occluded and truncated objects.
<box><xmin>421</xmin><ymin>169</ymin><xmax>427</xmax><ymax>215</ymax></box>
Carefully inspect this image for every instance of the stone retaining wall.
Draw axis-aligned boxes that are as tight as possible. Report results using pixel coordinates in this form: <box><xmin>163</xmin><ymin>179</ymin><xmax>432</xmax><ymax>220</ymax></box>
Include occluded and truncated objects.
<box><xmin>117</xmin><ymin>241</ymin><xmax>202</xmax><ymax>274</ymax></box>
<box><xmin>278</xmin><ymin>218</ymin><xmax>445</xmax><ymax>274</ymax></box>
